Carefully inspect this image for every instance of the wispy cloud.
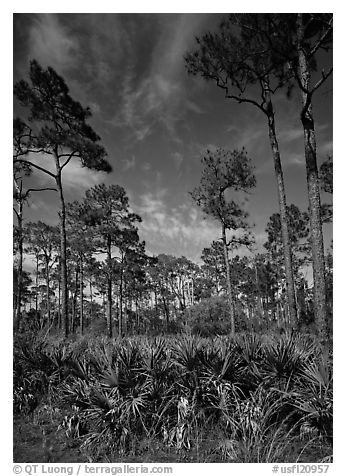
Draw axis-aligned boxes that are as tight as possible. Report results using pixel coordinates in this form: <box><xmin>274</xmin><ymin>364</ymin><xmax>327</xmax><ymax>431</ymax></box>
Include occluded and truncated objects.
<box><xmin>318</xmin><ymin>140</ymin><xmax>333</xmax><ymax>156</ymax></box>
<box><xmin>278</xmin><ymin>127</ymin><xmax>303</xmax><ymax>143</ymax></box>
<box><xmin>141</xmin><ymin>162</ymin><xmax>152</xmax><ymax>172</ymax></box>
<box><xmin>171</xmin><ymin>151</ymin><xmax>184</xmax><ymax>169</ymax></box>
<box><xmin>20</xmin><ymin>14</ymin><xmax>212</xmax><ymax>144</ymax></box>
<box><xmin>225</xmin><ymin>120</ymin><xmax>266</xmax><ymax>152</ymax></box>
<box><xmin>284</xmin><ymin>153</ymin><xmax>305</xmax><ymax>167</ymax></box>
<box><xmin>112</xmin><ymin>14</ymin><xmax>211</xmax><ymax>143</ymax></box>
<box><xmin>25</xmin><ymin>153</ymin><xmax>108</xmax><ymax>193</ymax></box>
<box><xmin>134</xmin><ymin>189</ymin><xmax>221</xmax><ymax>260</ymax></box>
<box><xmin>123</xmin><ymin>155</ymin><xmax>136</xmax><ymax>171</ymax></box>
<box><xmin>27</xmin><ymin>14</ymin><xmax>79</xmax><ymax>73</ymax></box>
<box><xmin>62</xmin><ymin>162</ymin><xmax>109</xmax><ymax>190</ymax></box>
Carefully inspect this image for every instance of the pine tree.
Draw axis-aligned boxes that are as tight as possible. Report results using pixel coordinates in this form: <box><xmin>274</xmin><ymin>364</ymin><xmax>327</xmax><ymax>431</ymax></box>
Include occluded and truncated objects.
<box><xmin>190</xmin><ymin>148</ymin><xmax>256</xmax><ymax>335</ymax></box>
<box><xmin>14</xmin><ymin>60</ymin><xmax>111</xmax><ymax>336</ymax></box>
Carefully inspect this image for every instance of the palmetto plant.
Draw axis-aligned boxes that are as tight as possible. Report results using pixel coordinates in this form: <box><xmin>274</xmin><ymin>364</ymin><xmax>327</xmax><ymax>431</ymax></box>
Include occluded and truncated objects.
<box><xmin>82</xmin><ymin>387</ymin><xmax>131</xmax><ymax>458</ymax></box>
<box><xmin>262</xmin><ymin>333</ymin><xmax>314</xmax><ymax>390</ymax></box>
<box><xmin>290</xmin><ymin>356</ymin><xmax>333</xmax><ymax>439</ymax></box>
<box><xmin>14</xmin><ymin>337</ymin><xmax>66</xmax><ymax>412</ymax></box>
<box><xmin>14</xmin><ymin>332</ymin><xmax>332</xmax><ymax>462</ymax></box>
<box><xmin>234</xmin><ymin>333</ymin><xmax>265</xmax><ymax>392</ymax></box>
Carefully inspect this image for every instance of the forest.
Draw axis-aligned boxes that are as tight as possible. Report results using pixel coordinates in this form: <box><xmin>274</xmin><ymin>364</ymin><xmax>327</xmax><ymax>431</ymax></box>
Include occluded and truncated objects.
<box><xmin>13</xmin><ymin>13</ymin><xmax>333</xmax><ymax>464</ymax></box>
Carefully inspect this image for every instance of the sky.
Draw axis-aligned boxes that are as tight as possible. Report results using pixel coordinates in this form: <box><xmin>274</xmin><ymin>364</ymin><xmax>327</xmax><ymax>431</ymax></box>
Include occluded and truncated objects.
<box><xmin>13</xmin><ymin>13</ymin><xmax>333</xmax><ymax>266</ymax></box>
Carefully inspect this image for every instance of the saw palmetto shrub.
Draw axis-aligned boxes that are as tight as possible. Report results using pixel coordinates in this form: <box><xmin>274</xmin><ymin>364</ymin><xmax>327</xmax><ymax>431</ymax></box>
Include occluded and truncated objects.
<box><xmin>13</xmin><ymin>332</ymin><xmax>332</xmax><ymax>462</ymax></box>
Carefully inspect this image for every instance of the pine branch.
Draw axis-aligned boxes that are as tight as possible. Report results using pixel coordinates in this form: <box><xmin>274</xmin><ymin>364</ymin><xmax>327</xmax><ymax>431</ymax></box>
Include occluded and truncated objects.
<box><xmin>14</xmin><ymin>159</ymin><xmax>56</xmax><ymax>179</ymax></box>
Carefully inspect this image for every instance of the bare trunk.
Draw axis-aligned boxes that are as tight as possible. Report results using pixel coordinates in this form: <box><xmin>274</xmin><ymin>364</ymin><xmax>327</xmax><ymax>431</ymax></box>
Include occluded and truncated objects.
<box><xmin>119</xmin><ymin>265</ymin><xmax>123</xmax><ymax>336</ymax></box>
<box><xmin>254</xmin><ymin>262</ymin><xmax>264</xmax><ymax>320</ymax></box>
<box><xmin>79</xmin><ymin>253</ymin><xmax>84</xmax><ymax>335</ymax></box>
<box><xmin>106</xmin><ymin>236</ymin><xmax>113</xmax><ymax>338</ymax></box>
<box><xmin>35</xmin><ymin>254</ymin><xmax>39</xmax><ymax>315</ymax></box>
<box><xmin>263</xmin><ymin>79</ymin><xmax>297</xmax><ymax>328</ymax></box>
<box><xmin>89</xmin><ymin>280</ymin><xmax>93</xmax><ymax>320</ymax></box>
<box><xmin>296</xmin><ymin>14</ymin><xmax>328</xmax><ymax>343</ymax></box>
<box><xmin>161</xmin><ymin>288</ymin><xmax>170</xmax><ymax>331</ymax></box>
<box><xmin>136</xmin><ymin>298</ymin><xmax>140</xmax><ymax>333</ymax></box>
<box><xmin>71</xmin><ymin>266</ymin><xmax>79</xmax><ymax>334</ymax></box>
<box><xmin>58</xmin><ymin>272</ymin><xmax>61</xmax><ymax>329</ymax></box>
<box><xmin>15</xmin><ymin>195</ymin><xmax>23</xmax><ymax>332</ymax></box>
<box><xmin>222</xmin><ymin>224</ymin><xmax>235</xmax><ymax>335</ymax></box>
<box><xmin>55</xmin><ymin>162</ymin><xmax>69</xmax><ymax>337</ymax></box>
<box><xmin>45</xmin><ymin>257</ymin><xmax>51</xmax><ymax>328</ymax></box>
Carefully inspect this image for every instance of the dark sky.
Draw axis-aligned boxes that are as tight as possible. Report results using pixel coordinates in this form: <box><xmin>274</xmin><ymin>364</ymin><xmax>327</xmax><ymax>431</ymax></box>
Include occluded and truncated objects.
<box><xmin>13</xmin><ymin>13</ymin><xmax>333</xmax><ymax>265</ymax></box>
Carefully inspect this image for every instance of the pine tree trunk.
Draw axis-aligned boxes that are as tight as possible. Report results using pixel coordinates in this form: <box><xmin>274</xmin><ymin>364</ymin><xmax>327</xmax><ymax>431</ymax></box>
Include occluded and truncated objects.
<box><xmin>71</xmin><ymin>266</ymin><xmax>79</xmax><ymax>334</ymax></box>
<box><xmin>296</xmin><ymin>14</ymin><xmax>328</xmax><ymax>343</ymax></box>
<box><xmin>15</xmin><ymin>196</ymin><xmax>23</xmax><ymax>332</ymax></box>
<box><xmin>263</xmin><ymin>79</ymin><xmax>297</xmax><ymax>328</ymax></box>
<box><xmin>89</xmin><ymin>280</ymin><xmax>93</xmax><ymax>321</ymax></box>
<box><xmin>35</xmin><ymin>254</ymin><xmax>39</xmax><ymax>315</ymax></box>
<box><xmin>45</xmin><ymin>257</ymin><xmax>51</xmax><ymax>328</ymax></box>
<box><xmin>119</xmin><ymin>265</ymin><xmax>123</xmax><ymax>336</ymax></box>
<box><xmin>222</xmin><ymin>224</ymin><xmax>235</xmax><ymax>335</ymax></box>
<box><xmin>55</xmin><ymin>163</ymin><xmax>69</xmax><ymax>337</ymax></box>
<box><xmin>58</xmin><ymin>278</ymin><xmax>61</xmax><ymax>330</ymax></box>
<box><xmin>254</xmin><ymin>262</ymin><xmax>264</xmax><ymax>320</ymax></box>
<box><xmin>162</xmin><ymin>290</ymin><xmax>170</xmax><ymax>331</ymax></box>
<box><xmin>106</xmin><ymin>236</ymin><xmax>113</xmax><ymax>338</ymax></box>
<box><xmin>136</xmin><ymin>298</ymin><xmax>140</xmax><ymax>333</ymax></box>
<box><xmin>79</xmin><ymin>253</ymin><xmax>84</xmax><ymax>335</ymax></box>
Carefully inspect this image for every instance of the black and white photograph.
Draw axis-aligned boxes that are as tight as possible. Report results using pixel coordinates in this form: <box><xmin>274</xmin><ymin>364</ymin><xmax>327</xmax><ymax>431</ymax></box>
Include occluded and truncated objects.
<box><xmin>12</xmin><ymin>10</ymin><xmax>333</xmax><ymax>467</ymax></box>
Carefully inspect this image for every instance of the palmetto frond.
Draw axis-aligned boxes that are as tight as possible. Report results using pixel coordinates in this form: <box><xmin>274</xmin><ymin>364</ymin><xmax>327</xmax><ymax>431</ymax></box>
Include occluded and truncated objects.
<box><xmin>262</xmin><ymin>334</ymin><xmax>311</xmax><ymax>389</ymax></box>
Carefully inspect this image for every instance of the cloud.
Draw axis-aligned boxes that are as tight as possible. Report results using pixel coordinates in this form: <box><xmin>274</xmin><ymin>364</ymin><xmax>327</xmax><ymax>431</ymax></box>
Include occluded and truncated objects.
<box><xmin>319</xmin><ymin>140</ymin><xmax>333</xmax><ymax>156</ymax></box>
<box><xmin>171</xmin><ymin>152</ymin><xmax>184</xmax><ymax>169</ymax></box>
<box><xmin>141</xmin><ymin>162</ymin><xmax>152</xmax><ymax>172</ymax></box>
<box><xmin>285</xmin><ymin>153</ymin><xmax>305</xmax><ymax>167</ymax></box>
<box><xmin>225</xmin><ymin>121</ymin><xmax>266</xmax><ymax>152</ymax></box>
<box><xmin>20</xmin><ymin>14</ymin><xmax>137</xmax><ymax>121</ymax></box>
<box><xmin>27</xmin><ymin>14</ymin><xmax>79</xmax><ymax>72</ymax></box>
<box><xmin>123</xmin><ymin>155</ymin><xmax>136</xmax><ymax>171</ymax></box>
<box><xmin>185</xmin><ymin>100</ymin><xmax>205</xmax><ymax>114</ymax></box>
<box><xmin>116</xmin><ymin>71</ymin><xmax>184</xmax><ymax>142</ymax></box>
<box><xmin>278</xmin><ymin>128</ymin><xmax>303</xmax><ymax>143</ymax></box>
<box><xmin>25</xmin><ymin>152</ymin><xmax>108</xmax><ymax>193</ymax></box>
<box><xmin>61</xmin><ymin>162</ymin><xmax>109</xmax><ymax>190</ymax></box>
<box><xmin>112</xmin><ymin>14</ymin><xmax>212</xmax><ymax>143</ymax></box>
<box><xmin>134</xmin><ymin>189</ymin><xmax>221</xmax><ymax>260</ymax></box>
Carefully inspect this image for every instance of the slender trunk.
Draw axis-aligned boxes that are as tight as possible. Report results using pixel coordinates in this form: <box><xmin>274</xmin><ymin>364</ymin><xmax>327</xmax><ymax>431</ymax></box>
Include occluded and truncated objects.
<box><xmin>89</xmin><ymin>280</ymin><xmax>93</xmax><ymax>320</ymax></box>
<box><xmin>263</xmin><ymin>78</ymin><xmax>297</xmax><ymax>328</ymax></box>
<box><xmin>161</xmin><ymin>287</ymin><xmax>170</xmax><ymax>331</ymax></box>
<box><xmin>136</xmin><ymin>297</ymin><xmax>140</xmax><ymax>333</ymax></box>
<box><xmin>35</xmin><ymin>254</ymin><xmax>39</xmax><ymax>315</ymax></box>
<box><xmin>222</xmin><ymin>224</ymin><xmax>235</xmax><ymax>335</ymax></box>
<box><xmin>45</xmin><ymin>257</ymin><xmax>51</xmax><ymax>328</ymax></box>
<box><xmin>119</xmin><ymin>263</ymin><xmax>123</xmax><ymax>336</ymax></box>
<box><xmin>254</xmin><ymin>262</ymin><xmax>264</xmax><ymax>320</ymax></box>
<box><xmin>71</xmin><ymin>266</ymin><xmax>79</xmax><ymax>334</ymax></box>
<box><xmin>79</xmin><ymin>253</ymin><xmax>84</xmax><ymax>335</ymax></box>
<box><xmin>58</xmin><ymin>275</ymin><xmax>61</xmax><ymax>329</ymax></box>
<box><xmin>55</xmin><ymin>160</ymin><xmax>69</xmax><ymax>337</ymax></box>
<box><xmin>182</xmin><ymin>277</ymin><xmax>186</xmax><ymax>310</ymax></box>
<box><xmin>296</xmin><ymin>14</ymin><xmax>328</xmax><ymax>343</ymax></box>
<box><xmin>106</xmin><ymin>236</ymin><xmax>113</xmax><ymax>338</ymax></box>
<box><xmin>15</xmin><ymin>194</ymin><xmax>23</xmax><ymax>332</ymax></box>
<box><xmin>154</xmin><ymin>288</ymin><xmax>158</xmax><ymax>319</ymax></box>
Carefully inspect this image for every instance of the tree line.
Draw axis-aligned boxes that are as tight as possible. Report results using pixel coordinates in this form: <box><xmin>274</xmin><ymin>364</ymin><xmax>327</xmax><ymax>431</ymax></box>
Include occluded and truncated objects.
<box><xmin>13</xmin><ymin>13</ymin><xmax>332</xmax><ymax>343</ymax></box>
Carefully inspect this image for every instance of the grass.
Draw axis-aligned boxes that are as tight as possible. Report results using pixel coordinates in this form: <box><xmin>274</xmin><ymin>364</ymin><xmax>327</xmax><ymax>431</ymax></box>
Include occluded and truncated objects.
<box><xmin>13</xmin><ymin>331</ymin><xmax>333</xmax><ymax>463</ymax></box>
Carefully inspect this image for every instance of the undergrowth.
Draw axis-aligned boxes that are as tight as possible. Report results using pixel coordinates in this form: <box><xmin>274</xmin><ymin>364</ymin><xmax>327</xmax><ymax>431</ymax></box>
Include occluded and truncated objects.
<box><xmin>13</xmin><ymin>331</ymin><xmax>333</xmax><ymax>463</ymax></box>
